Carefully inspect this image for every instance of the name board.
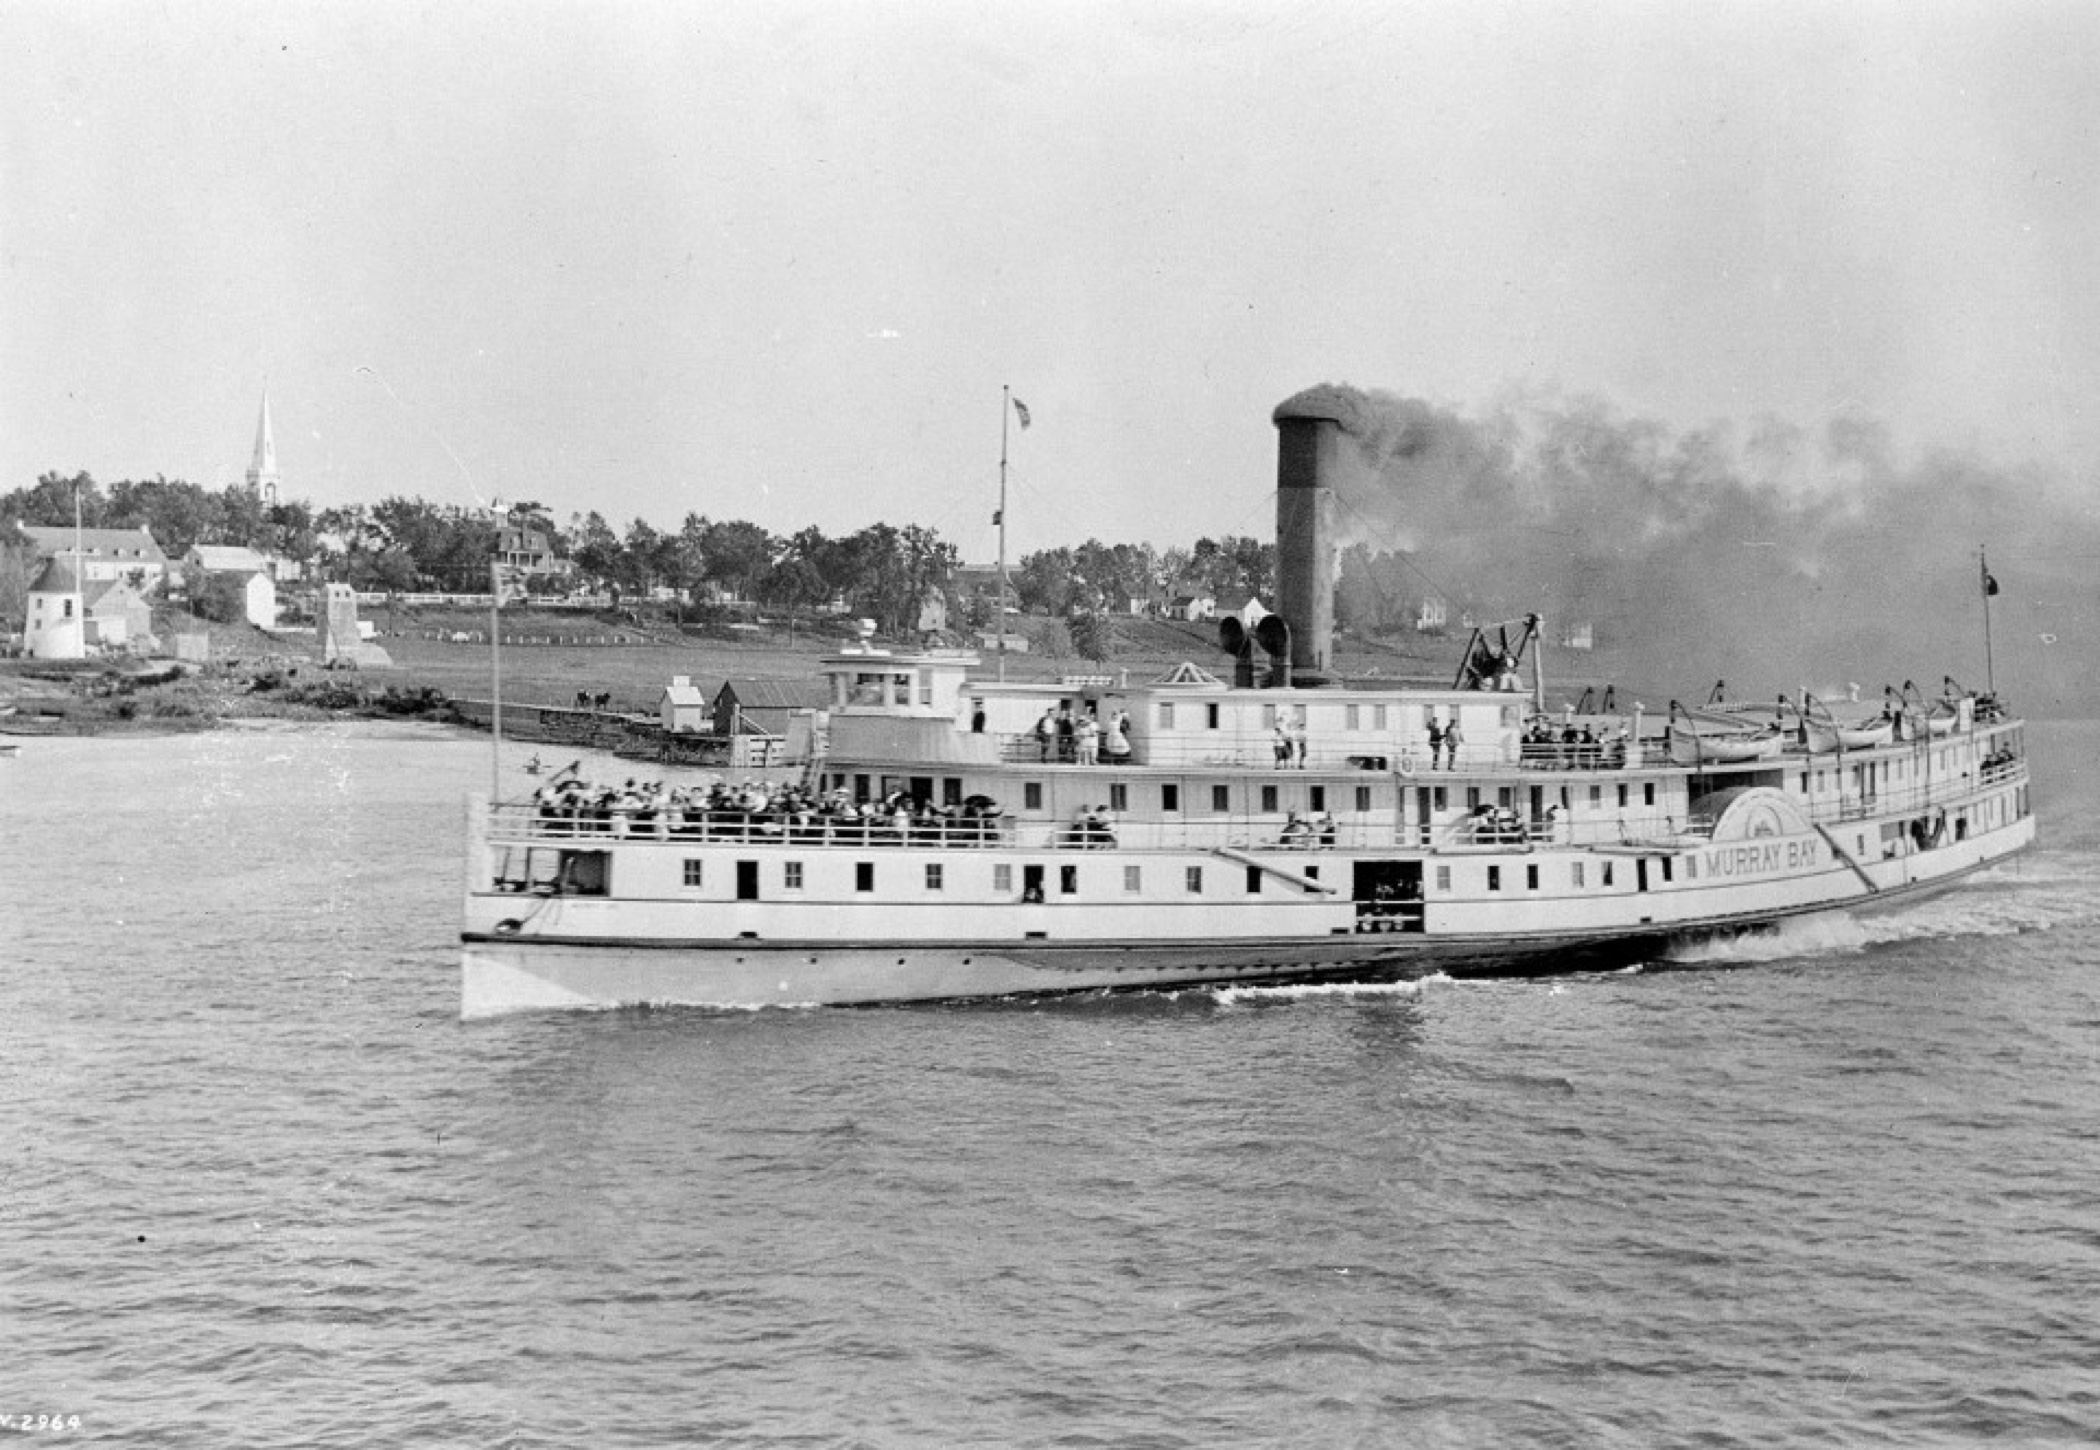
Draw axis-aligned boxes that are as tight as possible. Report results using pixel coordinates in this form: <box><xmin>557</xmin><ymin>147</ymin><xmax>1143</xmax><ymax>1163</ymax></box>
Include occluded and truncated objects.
<box><xmin>1702</xmin><ymin>837</ymin><xmax>1820</xmax><ymax>879</ymax></box>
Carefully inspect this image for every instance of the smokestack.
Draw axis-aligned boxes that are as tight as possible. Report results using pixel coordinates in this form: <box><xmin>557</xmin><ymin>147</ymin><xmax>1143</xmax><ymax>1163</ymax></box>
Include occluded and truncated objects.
<box><xmin>1272</xmin><ymin>389</ymin><xmax>1347</xmax><ymax>677</ymax></box>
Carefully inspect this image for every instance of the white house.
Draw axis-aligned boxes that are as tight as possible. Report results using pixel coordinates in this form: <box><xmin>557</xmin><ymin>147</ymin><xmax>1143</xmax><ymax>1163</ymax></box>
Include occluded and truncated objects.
<box><xmin>23</xmin><ymin>555</ymin><xmax>87</xmax><ymax>659</ymax></box>
<box><xmin>187</xmin><ymin>544</ymin><xmax>279</xmax><ymax>629</ymax></box>
<box><xmin>659</xmin><ymin>675</ymin><xmax>710</xmax><ymax>733</ymax></box>
<box><xmin>22</xmin><ymin>525</ymin><xmax>169</xmax><ymax>591</ymax></box>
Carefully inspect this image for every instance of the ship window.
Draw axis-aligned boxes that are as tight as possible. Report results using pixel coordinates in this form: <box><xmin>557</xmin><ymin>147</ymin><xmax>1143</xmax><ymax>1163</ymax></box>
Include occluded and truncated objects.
<box><xmin>943</xmin><ymin>778</ymin><xmax>963</xmax><ymax>807</ymax></box>
<box><xmin>784</xmin><ymin>861</ymin><xmax>804</xmax><ymax>890</ymax></box>
<box><xmin>1572</xmin><ymin>861</ymin><xmax>1586</xmax><ymax>888</ymax></box>
<box><xmin>1163</xmin><ymin>784</ymin><xmax>1180</xmax><ymax>812</ymax></box>
<box><xmin>918</xmin><ymin>676</ymin><xmax>933</xmax><ymax>705</ymax></box>
<box><xmin>1800</xmin><ymin>772</ymin><xmax>1810</xmax><ymax>791</ymax></box>
<box><xmin>1602</xmin><ymin>862</ymin><xmax>1615</xmax><ymax>886</ymax></box>
<box><xmin>926</xmin><ymin>863</ymin><xmax>944</xmax><ymax>891</ymax></box>
<box><xmin>1186</xmin><ymin>866</ymin><xmax>1204</xmax><ymax>893</ymax></box>
<box><xmin>1466</xmin><ymin>788</ymin><xmax>1481</xmax><ymax>810</ymax></box>
<box><xmin>1502</xmin><ymin>705</ymin><xmax>1520</xmax><ymax>728</ymax></box>
<box><xmin>1435</xmin><ymin>865</ymin><xmax>1451</xmax><ymax>892</ymax></box>
<box><xmin>682</xmin><ymin>860</ymin><xmax>704</xmax><ymax>887</ymax></box>
<box><xmin>1589</xmin><ymin>785</ymin><xmax>1602</xmax><ymax>806</ymax></box>
<box><xmin>1261</xmin><ymin>785</ymin><xmax>1279</xmax><ymax>813</ymax></box>
<box><xmin>1061</xmin><ymin>865</ymin><xmax>1078</xmax><ymax>895</ymax></box>
<box><xmin>1124</xmin><ymin>865</ymin><xmax>1141</xmax><ymax>893</ymax></box>
<box><xmin>1660</xmin><ymin>857</ymin><xmax>1672</xmax><ymax>882</ymax></box>
<box><xmin>1246</xmin><ymin>866</ymin><xmax>1263</xmax><ymax>893</ymax></box>
<box><xmin>1644</xmin><ymin>783</ymin><xmax>1656</xmax><ymax>806</ymax></box>
<box><xmin>1263</xmin><ymin>704</ymin><xmax>1278</xmax><ymax>729</ymax></box>
<box><xmin>856</xmin><ymin>862</ymin><xmax>875</xmax><ymax>892</ymax></box>
<box><xmin>1374</xmin><ymin>705</ymin><xmax>1388</xmax><ymax>730</ymax></box>
<box><xmin>1684</xmin><ymin>855</ymin><xmax>1697</xmax><ymax>880</ymax></box>
<box><xmin>1433</xmin><ymin>786</ymin><xmax>1448</xmax><ymax>812</ymax></box>
<box><xmin>1526</xmin><ymin>864</ymin><xmax>1539</xmax><ymax>890</ymax></box>
<box><xmin>1206</xmin><ymin>703</ymin><xmax>1221</xmax><ymax>730</ymax></box>
<box><xmin>1497</xmin><ymin>786</ymin><xmax>1512</xmax><ymax>809</ymax></box>
<box><xmin>1617</xmin><ymin>784</ymin><xmax>1629</xmax><ymax>808</ymax></box>
<box><xmin>1024</xmin><ymin>782</ymin><xmax>1043</xmax><ymax>811</ymax></box>
<box><xmin>994</xmin><ymin>863</ymin><xmax>1013</xmax><ymax>893</ymax></box>
<box><xmin>1109</xmin><ymin>783</ymin><xmax>1127</xmax><ymax>812</ymax></box>
<box><xmin>1159</xmin><ymin>702</ymin><xmax>1175</xmax><ymax>729</ymax></box>
<box><xmin>1355</xmin><ymin>786</ymin><xmax>1372</xmax><ymax>812</ymax></box>
<box><xmin>1346</xmin><ymin>704</ymin><xmax>1360</xmax><ymax>730</ymax></box>
<box><xmin>1487</xmin><ymin>865</ymin><xmax>1502</xmax><ymax>891</ymax></box>
<box><xmin>1310</xmin><ymin>786</ymin><xmax>1326</xmax><ymax>811</ymax></box>
<box><xmin>1212</xmin><ymin>785</ymin><xmax>1230</xmax><ymax>813</ymax></box>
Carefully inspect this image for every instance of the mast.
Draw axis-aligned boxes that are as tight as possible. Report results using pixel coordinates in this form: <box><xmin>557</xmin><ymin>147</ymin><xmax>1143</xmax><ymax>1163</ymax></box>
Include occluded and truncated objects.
<box><xmin>1979</xmin><ymin>546</ymin><xmax>1997</xmax><ymax>695</ymax></box>
<box><xmin>997</xmin><ymin>385</ymin><xmax>1011</xmax><ymax>682</ymax></box>
<box><xmin>489</xmin><ymin>559</ymin><xmax>504</xmax><ymax>802</ymax></box>
<box><xmin>73</xmin><ymin>480</ymin><xmax>85</xmax><ymax>656</ymax></box>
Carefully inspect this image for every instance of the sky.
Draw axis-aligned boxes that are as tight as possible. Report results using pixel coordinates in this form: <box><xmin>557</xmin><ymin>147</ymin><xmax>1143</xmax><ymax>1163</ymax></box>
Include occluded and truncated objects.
<box><xmin>5</xmin><ymin>0</ymin><xmax>2099</xmax><ymax>578</ymax></box>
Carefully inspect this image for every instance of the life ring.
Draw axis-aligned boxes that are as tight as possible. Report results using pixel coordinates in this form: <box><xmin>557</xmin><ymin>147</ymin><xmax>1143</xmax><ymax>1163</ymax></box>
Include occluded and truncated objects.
<box><xmin>1396</xmin><ymin>754</ymin><xmax>1417</xmax><ymax>778</ymax></box>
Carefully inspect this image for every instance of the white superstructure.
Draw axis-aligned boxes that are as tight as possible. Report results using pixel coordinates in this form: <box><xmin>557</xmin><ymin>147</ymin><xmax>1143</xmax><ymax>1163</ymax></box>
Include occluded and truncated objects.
<box><xmin>460</xmin><ymin>645</ymin><xmax>2033</xmax><ymax>1014</ymax></box>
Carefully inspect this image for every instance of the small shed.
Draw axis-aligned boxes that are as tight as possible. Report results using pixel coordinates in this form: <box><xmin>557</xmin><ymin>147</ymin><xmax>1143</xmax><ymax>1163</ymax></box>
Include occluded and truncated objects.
<box><xmin>659</xmin><ymin>675</ymin><xmax>710</xmax><ymax>733</ymax></box>
<box><xmin>711</xmin><ymin>677</ymin><xmax>830</xmax><ymax>738</ymax></box>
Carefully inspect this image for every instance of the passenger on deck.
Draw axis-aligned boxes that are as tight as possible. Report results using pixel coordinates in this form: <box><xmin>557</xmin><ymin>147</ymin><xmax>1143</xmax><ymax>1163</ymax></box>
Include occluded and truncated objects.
<box><xmin>1274</xmin><ymin>722</ymin><xmax>1293</xmax><ymax>769</ymax></box>
<box><xmin>1076</xmin><ymin>712</ymin><xmax>1100</xmax><ymax>765</ymax></box>
<box><xmin>1104</xmin><ymin>711</ymin><xmax>1132</xmax><ymax>765</ymax></box>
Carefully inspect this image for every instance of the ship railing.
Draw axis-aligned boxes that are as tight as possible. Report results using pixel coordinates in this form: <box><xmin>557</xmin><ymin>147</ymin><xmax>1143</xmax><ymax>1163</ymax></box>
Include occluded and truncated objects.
<box><xmin>488</xmin><ymin>803</ymin><xmax>1018</xmax><ymax>849</ymax></box>
<box><xmin>1800</xmin><ymin>759</ymin><xmax>2027</xmax><ymax>825</ymax></box>
<box><xmin>485</xmin><ymin>800</ymin><xmax>1749</xmax><ymax>856</ymax></box>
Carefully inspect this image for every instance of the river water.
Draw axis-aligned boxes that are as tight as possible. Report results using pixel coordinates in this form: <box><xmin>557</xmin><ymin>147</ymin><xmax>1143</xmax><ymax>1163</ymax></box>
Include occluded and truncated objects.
<box><xmin>3</xmin><ymin>721</ymin><xmax>2097</xmax><ymax>1447</ymax></box>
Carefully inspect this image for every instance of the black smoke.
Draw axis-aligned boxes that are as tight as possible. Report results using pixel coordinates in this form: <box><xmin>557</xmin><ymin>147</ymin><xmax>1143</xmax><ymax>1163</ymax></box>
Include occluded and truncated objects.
<box><xmin>1289</xmin><ymin>385</ymin><xmax>2098</xmax><ymax>718</ymax></box>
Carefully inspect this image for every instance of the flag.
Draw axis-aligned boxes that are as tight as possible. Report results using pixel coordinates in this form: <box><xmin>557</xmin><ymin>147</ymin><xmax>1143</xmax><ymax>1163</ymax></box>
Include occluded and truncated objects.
<box><xmin>1981</xmin><ymin>558</ymin><xmax>1999</xmax><ymax>597</ymax></box>
<box><xmin>491</xmin><ymin>561</ymin><xmax>527</xmax><ymax>607</ymax></box>
<box><xmin>1012</xmin><ymin>397</ymin><xmax>1031</xmax><ymax>429</ymax></box>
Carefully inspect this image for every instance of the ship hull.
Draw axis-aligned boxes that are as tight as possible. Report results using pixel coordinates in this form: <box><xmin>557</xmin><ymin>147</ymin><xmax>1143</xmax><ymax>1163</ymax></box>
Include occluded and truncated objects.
<box><xmin>459</xmin><ymin>820</ymin><xmax>2028</xmax><ymax>1014</ymax></box>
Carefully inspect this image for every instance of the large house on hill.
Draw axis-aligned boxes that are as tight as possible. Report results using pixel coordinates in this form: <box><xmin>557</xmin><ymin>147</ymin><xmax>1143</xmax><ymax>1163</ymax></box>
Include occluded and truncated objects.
<box><xmin>21</xmin><ymin>525</ymin><xmax>169</xmax><ymax>591</ymax></box>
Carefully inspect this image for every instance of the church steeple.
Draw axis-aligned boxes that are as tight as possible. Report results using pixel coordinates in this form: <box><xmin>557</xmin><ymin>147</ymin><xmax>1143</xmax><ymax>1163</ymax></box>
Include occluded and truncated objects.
<box><xmin>246</xmin><ymin>388</ymin><xmax>280</xmax><ymax>505</ymax></box>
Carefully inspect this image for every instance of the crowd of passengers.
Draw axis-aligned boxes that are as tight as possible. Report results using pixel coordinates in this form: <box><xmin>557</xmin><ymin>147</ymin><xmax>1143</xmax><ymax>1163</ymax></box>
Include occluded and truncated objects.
<box><xmin>1519</xmin><ymin>720</ymin><xmax>1628</xmax><ymax>770</ymax></box>
<box><xmin>1979</xmin><ymin>744</ymin><xmax>2021</xmax><ymax>779</ymax></box>
<box><xmin>528</xmin><ymin>775</ymin><xmax>1007</xmax><ymax>841</ymax></box>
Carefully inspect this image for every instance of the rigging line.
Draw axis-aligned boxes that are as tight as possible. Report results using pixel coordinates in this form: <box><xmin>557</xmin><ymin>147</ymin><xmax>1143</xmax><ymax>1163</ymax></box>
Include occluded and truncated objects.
<box><xmin>1326</xmin><ymin>490</ymin><xmax>1465</xmax><ymax>606</ymax></box>
<box><xmin>353</xmin><ymin>364</ymin><xmax>488</xmax><ymax>513</ymax></box>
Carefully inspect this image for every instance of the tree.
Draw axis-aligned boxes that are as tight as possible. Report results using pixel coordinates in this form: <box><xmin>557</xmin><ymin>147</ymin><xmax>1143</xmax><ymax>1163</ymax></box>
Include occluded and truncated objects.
<box><xmin>758</xmin><ymin>556</ymin><xmax>827</xmax><ymax>639</ymax></box>
<box><xmin>570</xmin><ymin>511</ymin><xmax>620</xmax><ymax>586</ymax></box>
<box><xmin>700</xmin><ymin>519</ymin><xmax>775</xmax><ymax>602</ymax></box>
<box><xmin>1069</xmin><ymin>609</ymin><xmax>1114</xmax><ymax>663</ymax></box>
<box><xmin>1014</xmin><ymin>546</ymin><xmax>1078</xmax><ymax>615</ymax></box>
<box><xmin>187</xmin><ymin>569</ymin><xmax>247</xmax><ymax>624</ymax></box>
<box><xmin>2</xmin><ymin>471</ymin><xmax>103</xmax><ymax>528</ymax></box>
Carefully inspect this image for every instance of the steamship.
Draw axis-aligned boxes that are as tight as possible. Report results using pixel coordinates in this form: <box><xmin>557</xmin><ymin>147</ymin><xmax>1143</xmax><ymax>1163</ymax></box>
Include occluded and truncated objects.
<box><xmin>458</xmin><ymin>392</ymin><xmax>2036</xmax><ymax>1015</ymax></box>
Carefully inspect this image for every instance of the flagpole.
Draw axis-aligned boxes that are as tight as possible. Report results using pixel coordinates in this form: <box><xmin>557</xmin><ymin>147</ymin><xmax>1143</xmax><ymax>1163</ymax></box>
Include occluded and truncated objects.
<box><xmin>997</xmin><ymin>385</ymin><xmax>1010</xmax><ymax>683</ymax></box>
<box><xmin>489</xmin><ymin>560</ymin><xmax>503</xmax><ymax>801</ymax></box>
<box><xmin>1980</xmin><ymin>546</ymin><xmax>1996</xmax><ymax>696</ymax></box>
<box><xmin>73</xmin><ymin>480</ymin><xmax>85</xmax><ymax>657</ymax></box>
